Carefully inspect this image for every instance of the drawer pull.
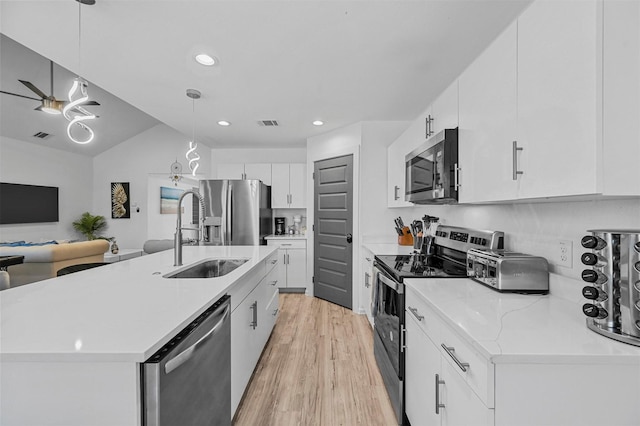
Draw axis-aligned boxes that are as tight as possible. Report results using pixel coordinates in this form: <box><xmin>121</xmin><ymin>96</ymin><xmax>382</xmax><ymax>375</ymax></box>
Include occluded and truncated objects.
<box><xmin>270</xmin><ymin>280</ymin><xmax>278</xmax><ymax>286</ymax></box>
<box><xmin>281</xmin><ymin>243</ymin><xmax>292</xmax><ymax>246</ymax></box>
<box><xmin>272</xmin><ymin>308</ymin><xmax>279</xmax><ymax>316</ymax></box>
<box><xmin>435</xmin><ymin>373</ymin><xmax>445</xmax><ymax>414</ymax></box>
<box><xmin>408</xmin><ymin>306</ymin><xmax>424</xmax><ymax>321</ymax></box>
<box><xmin>271</xmin><ymin>259</ymin><xmax>278</xmax><ymax>264</ymax></box>
<box><xmin>441</xmin><ymin>344</ymin><xmax>469</xmax><ymax>372</ymax></box>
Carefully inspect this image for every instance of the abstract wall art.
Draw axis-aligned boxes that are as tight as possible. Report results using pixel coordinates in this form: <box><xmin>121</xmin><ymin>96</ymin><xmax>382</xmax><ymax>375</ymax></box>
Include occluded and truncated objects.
<box><xmin>160</xmin><ymin>186</ymin><xmax>184</xmax><ymax>214</ymax></box>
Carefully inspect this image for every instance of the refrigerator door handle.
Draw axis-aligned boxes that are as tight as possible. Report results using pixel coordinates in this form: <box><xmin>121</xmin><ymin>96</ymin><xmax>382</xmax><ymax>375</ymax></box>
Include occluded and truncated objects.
<box><xmin>226</xmin><ymin>184</ymin><xmax>233</xmax><ymax>244</ymax></box>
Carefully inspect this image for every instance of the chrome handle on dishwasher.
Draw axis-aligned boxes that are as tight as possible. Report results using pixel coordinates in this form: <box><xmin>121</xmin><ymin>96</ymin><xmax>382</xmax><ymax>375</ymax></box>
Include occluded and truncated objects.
<box><xmin>408</xmin><ymin>306</ymin><xmax>424</xmax><ymax>321</ymax></box>
<box><xmin>164</xmin><ymin>304</ymin><xmax>230</xmax><ymax>374</ymax></box>
<box><xmin>441</xmin><ymin>344</ymin><xmax>470</xmax><ymax>372</ymax></box>
<box><xmin>512</xmin><ymin>141</ymin><xmax>523</xmax><ymax>180</ymax></box>
<box><xmin>435</xmin><ymin>374</ymin><xmax>445</xmax><ymax>414</ymax></box>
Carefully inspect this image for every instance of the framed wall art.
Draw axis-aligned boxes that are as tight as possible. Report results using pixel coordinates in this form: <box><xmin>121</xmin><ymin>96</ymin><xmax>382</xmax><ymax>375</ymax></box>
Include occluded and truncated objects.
<box><xmin>160</xmin><ymin>186</ymin><xmax>184</xmax><ymax>214</ymax></box>
<box><xmin>111</xmin><ymin>182</ymin><xmax>130</xmax><ymax>219</ymax></box>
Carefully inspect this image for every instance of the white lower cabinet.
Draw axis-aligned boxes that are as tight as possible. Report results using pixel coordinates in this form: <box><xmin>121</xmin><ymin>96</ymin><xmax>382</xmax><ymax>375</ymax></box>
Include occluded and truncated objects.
<box><xmin>267</xmin><ymin>238</ymin><xmax>307</xmax><ymax>291</ymax></box>
<box><xmin>230</xmin><ymin>251</ymin><xmax>279</xmax><ymax>416</ymax></box>
<box><xmin>405</xmin><ymin>288</ymin><xmax>493</xmax><ymax>426</ymax></box>
<box><xmin>360</xmin><ymin>246</ymin><xmax>375</xmax><ymax>327</ymax></box>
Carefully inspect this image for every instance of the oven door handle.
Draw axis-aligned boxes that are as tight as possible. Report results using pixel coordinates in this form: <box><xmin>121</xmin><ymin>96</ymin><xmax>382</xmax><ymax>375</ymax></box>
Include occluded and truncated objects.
<box><xmin>376</xmin><ymin>269</ymin><xmax>400</xmax><ymax>292</ymax></box>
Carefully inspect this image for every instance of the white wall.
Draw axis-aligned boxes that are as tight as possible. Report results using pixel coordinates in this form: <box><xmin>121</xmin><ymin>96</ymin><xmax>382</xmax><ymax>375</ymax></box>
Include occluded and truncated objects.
<box><xmin>0</xmin><ymin>136</ymin><xmax>93</xmax><ymax>242</ymax></box>
<box><xmin>93</xmin><ymin>124</ymin><xmax>211</xmax><ymax>249</ymax></box>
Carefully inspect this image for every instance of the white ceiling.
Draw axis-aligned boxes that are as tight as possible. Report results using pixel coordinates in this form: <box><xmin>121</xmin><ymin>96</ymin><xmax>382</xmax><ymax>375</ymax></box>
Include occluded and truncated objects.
<box><xmin>0</xmin><ymin>0</ymin><xmax>532</xmax><ymax>155</ymax></box>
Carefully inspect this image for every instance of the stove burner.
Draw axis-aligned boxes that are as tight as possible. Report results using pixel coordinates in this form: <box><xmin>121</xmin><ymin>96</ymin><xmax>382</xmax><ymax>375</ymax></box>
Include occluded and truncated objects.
<box><xmin>375</xmin><ymin>253</ymin><xmax>467</xmax><ymax>281</ymax></box>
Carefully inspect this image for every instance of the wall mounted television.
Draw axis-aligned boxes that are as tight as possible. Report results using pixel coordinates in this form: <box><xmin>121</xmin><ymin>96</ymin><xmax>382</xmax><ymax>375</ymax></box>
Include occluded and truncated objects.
<box><xmin>0</xmin><ymin>182</ymin><xmax>59</xmax><ymax>225</ymax></box>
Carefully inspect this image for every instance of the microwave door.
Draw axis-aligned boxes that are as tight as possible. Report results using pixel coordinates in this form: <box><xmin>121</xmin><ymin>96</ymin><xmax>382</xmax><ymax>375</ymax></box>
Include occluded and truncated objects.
<box><xmin>406</xmin><ymin>151</ymin><xmax>434</xmax><ymax>199</ymax></box>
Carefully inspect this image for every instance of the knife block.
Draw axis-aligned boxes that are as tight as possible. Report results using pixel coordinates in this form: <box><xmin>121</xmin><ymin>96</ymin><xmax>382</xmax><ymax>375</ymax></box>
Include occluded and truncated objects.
<box><xmin>398</xmin><ymin>227</ymin><xmax>413</xmax><ymax>246</ymax></box>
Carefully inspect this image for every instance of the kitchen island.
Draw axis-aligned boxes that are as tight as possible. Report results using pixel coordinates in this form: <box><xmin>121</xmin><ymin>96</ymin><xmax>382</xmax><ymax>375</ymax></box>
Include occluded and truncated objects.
<box><xmin>0</xmin><ymin>245</ymin><xmax>278</xmax><ymax>425</ymax></box>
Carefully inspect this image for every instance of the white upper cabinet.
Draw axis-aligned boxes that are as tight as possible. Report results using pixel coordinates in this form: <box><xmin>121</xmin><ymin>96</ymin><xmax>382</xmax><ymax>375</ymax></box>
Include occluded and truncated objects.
<box><xmin>216</xmin><ymin>163</ymin><xmax>272</xmax><ymax>185</ymax></box>
<box><xmin>431</xmin><ymin>80</ymin><xmax>459</xmax><ymax>135</ymax></box>
<box><xmin>271</xmin><ymin>163</ymin><xmax>306</xmax><ymax>208</ymax></box>
<box><xmin>387</xmin><ymin>120</ymin><xmax>423</xmax><ymax>208</ymax></box>
<box><xmin>458</xmin><ymin>21</ymin><xmax>518</xmax><ymax>203</ymax></box>
<box><xmin>601</xmin><ymin>0</ymin><xmax>640</xmax><ymax>196</ymax></box>
<box><xmin>516</xmin><ymin>0</ymin><xmax>600</xmax><ymax>199</ymax></box>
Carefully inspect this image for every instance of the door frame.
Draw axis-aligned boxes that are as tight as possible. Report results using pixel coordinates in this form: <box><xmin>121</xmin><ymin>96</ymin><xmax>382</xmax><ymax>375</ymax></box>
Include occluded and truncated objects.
<box><xmin>306</xmin><ymin>144</ymin><xmax>360</xmax><ymax>312</ymax></box>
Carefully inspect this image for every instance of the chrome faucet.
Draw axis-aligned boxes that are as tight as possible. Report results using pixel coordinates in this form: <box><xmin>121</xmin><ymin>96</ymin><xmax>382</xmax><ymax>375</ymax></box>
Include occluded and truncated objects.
<box><xmin>174</xmin><ymin>189</ymin><xmax>205</xmax><ymax>266</ymax></box>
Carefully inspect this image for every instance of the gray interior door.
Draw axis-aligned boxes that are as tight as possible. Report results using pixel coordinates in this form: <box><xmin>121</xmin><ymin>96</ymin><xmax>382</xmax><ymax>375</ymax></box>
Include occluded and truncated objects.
<box><xmin>313</xmin><ymin>154</ymin><xmax>353</xmax><ymax>309</ymax></box>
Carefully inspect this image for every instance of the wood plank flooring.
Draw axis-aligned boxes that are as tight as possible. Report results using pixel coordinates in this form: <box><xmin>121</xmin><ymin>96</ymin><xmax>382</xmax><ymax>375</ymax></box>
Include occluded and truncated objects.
<box><xmin>233</xmin><ymin>294</ymin><xmax>397</xmax><ymax>426</ymax></box>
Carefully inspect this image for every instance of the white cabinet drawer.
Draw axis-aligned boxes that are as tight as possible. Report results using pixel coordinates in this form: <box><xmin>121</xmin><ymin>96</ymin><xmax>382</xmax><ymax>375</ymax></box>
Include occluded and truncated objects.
<box><xmin>438</xmin><ymin>320</ymin><xmax>494</xmax><ymax>408</ymax></box>
<box><xmin>265</xmin><ymin>251</ymin><xmax>279</xmax><ymax>273</ymax></box>
<box><xmin>267</xmin><ymin>239</ymin><xmax>306</xmax><ymax>249</ymax></box>
<box><xmin>405</xmin><ymin>286</ymin><xmax>442</xmax><ymax>345</ymax></box>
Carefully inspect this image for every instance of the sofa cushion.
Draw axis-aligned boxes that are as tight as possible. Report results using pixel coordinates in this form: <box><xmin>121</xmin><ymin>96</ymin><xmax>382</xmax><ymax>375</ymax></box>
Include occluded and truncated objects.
<box><xmin>0</xmin><ymin>240</ymin><xmax>109</xmax><ymax>263</ymax></box>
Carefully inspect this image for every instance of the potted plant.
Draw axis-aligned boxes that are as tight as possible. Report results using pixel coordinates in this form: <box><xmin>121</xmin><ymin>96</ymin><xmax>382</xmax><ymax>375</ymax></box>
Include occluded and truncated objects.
<box><xmin>72</xmin><ymin>212</ymin><xmax>113</xmax><ymax>242</ymax></box>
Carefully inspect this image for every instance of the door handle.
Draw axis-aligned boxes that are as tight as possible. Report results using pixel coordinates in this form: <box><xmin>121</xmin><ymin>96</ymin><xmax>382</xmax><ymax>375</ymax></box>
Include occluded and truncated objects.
<box><xmin>346</xmin><ymin>233</ymin><xmax>352</xmax><ymax>244</ymax></box>
<box><xmin>512</xmin><ymin>141</ymin><xmax>523</xmax><ymax>180</ymax></box>
<box><xmin>435</xmin><ymin>374</ymin><xmax>445</xmax><ymax>414</ymax></box>
<box><xmin>164</xmin><ymin>304</ymin><xmax>230</xmax><ymax>374</ymax></box>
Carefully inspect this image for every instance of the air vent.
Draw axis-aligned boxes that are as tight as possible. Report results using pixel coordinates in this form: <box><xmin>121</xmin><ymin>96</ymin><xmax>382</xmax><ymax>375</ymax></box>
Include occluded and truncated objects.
<box><xmin>33</xmin><ymin>132</ymin><xmax>51</xmax><ymax>139</ymax></box>
<box><xmin>257</xmin><ymin>120</ymin><xmax>279</xmax><ymax>127</ymax></box>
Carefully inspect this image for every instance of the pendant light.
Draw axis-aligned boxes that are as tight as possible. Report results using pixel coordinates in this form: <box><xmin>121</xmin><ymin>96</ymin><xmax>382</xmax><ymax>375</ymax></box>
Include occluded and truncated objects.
<box><xmin>185</xmin><ymin>89</ymin><xmax>201</xmax><ymax>176</ymax></box>
<box><xmin>63</xmin><ymin>0</ymin><xmax>97</xmax><ymax>144</ymax></box>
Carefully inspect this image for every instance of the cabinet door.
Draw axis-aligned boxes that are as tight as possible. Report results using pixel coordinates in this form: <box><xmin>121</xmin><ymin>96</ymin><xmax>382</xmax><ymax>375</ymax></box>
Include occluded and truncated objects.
<box><xmin>405</xmin><ymin>314</ymin><xmax>441</xmax><ymax>426</ymax></box>
<box><xmin>276</xmin><ymin>248</ymin><xmax>287</xmax><ymax>288</ymax></box>
<box><xmin>285</xmin><ymin>248</ymin><xmax>307</xmax><ymax>288</ymax></box>
<box><xmin>361</xmin><ymin>249</ymin><xmax>374</xmax><ymax>327</ymax></box>
<box><xmin>517</xmin><ymin>0</ymin><xmax>599</xmax><ymax>198</ymax></box>
<box><xmin>271</xmin><ymin>164</ymin><xmax>290</xmax><ymax>208</ymax></box>
<box><xmin>217</xmin><ymin>163</ymin><xmax>245</xmax><ymax>180</ymax></box>
<box><xmin>458</xmin><ymin>21</ymin><xmax>518</xmax><ymax>203</ymax></box>
<box><xmin>440</xmin><ymin>357</ymin><xmax>493</xmax><ymax>426</ymax></box>
<box><xmin>432</xmin><ymin>80</ymin><xmax>459</xmax><ymax>135</ymax></box>
<box><xmin>387</xmin><ymin>129</ymin><xmax>418</xmax><ymax>207</ymax></box>
<box><xmin>288</xmin><ymin>163</ymin><xmax>306</xmax><ymax>208</ymax></box>
<box><xmin>231</xmin><ymin>294</ymin><xmax>259</xmax><ymax>415</ymax></box>
<box><xmin>244</xmin><ymin>163</ymin><xmax>272</xmax><ymax>185</ymax></box>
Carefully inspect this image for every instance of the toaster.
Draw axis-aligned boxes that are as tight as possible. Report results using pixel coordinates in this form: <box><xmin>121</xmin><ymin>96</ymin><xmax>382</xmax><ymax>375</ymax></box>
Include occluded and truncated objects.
<box><xmin>466</xmin><ymin>249</ymin><xmax>549</xmax><ymax>293</ymax></box>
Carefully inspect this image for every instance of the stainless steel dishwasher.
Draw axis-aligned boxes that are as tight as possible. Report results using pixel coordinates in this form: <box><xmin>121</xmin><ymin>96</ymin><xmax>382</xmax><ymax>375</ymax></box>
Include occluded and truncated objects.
<box><xmin>142</xmin><ymin>294</ymin><xmax>231</xmax><ymax>426</ymax></box>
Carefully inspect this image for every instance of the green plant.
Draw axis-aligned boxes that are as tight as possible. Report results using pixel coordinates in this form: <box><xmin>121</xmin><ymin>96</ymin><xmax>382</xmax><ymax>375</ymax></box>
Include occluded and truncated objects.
<box><xmin>72</xmin><ymin>212</ymin><xmax>112</xmax><ymax>241</ymax></box>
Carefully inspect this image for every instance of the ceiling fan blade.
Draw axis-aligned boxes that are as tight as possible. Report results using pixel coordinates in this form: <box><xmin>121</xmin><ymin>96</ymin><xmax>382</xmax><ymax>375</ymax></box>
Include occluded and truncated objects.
<box><xmin>0</xmin><ymin>90</ymin><xmax>42</xmax><ymax>101</ymax></box>
<box><xmin>18</xmin><ymin>80</ymin><xmax>47</xmax><ymax>99</ymax></box>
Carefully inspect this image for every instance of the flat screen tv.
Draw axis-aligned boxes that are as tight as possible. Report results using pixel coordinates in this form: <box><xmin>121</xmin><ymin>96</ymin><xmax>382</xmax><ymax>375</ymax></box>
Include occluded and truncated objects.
<box><xmin>0</xmin><ymin>182</ymin><xmax>59</xmax><ymax>225</ymax></box>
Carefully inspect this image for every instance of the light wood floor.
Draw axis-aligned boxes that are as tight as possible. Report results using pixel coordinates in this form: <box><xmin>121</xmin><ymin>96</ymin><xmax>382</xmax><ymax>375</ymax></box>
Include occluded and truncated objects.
<box><xmin>233</xmin><ymin>294</ymin><xmax>397</xmax><ymax>426</ymax></box>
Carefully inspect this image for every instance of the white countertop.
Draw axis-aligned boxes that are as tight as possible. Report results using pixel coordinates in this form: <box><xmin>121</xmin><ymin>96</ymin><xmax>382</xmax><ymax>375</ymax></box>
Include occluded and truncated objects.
<box><xmin>0</xmin><ymin>245</ymin><xmax>277</xmax><ymax>363</ymax></box>
<box><xmin>405</xmin><ymin>278</ymin><xmax>640</xmax><ymax>364</ymax></box>
<box><xmin>265</xmin><ymin>234</ymin><xmax>307</xmax><ymax>239</ymax></box>
<box><xmin>363</xmin><ymin>243</ymin><xmax>415</xmax><ymax>256</ymax></box>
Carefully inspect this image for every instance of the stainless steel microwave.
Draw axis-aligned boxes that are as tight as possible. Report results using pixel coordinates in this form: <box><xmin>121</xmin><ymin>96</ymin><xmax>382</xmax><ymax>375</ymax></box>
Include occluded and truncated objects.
<box><xmin>405</xmin><ymin>128</ymin><xmax>459</xmax><ymax>204</ymax></box>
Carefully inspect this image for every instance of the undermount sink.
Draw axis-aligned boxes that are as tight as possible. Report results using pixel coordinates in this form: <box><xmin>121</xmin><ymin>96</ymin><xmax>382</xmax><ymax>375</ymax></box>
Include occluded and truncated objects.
<box><xmin>164</xmin><ymin>258</ymin><xmax>249</xmax><ymax>279</ymax></box>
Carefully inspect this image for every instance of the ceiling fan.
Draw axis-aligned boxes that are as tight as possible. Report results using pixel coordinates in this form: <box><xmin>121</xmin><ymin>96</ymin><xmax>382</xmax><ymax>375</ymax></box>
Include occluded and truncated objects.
<box><xmin>0</xmin><ymin>60</ymin><xmax>100</xmax><ymax>115</ymax></box>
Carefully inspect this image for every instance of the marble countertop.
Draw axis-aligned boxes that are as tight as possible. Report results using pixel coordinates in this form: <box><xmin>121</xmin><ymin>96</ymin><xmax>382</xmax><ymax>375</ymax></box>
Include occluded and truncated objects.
<box><xmin>265</xmin><ymin>234</ymin><xmax>307</xmax><ymax>239</ymax></box>
<box><xmin>362</xmin><ymin>242</ymin><xmax>415</xmax><ymax>256</ymax></box>
<box><xmin>0</xmin><ymin>245</ymin><xmax>277</xmax><ymax>363</ymax></box>
<box><xmin>405</xmin><ymin>278</ymin><xmax>640</xmax><ymax>364</ymax></box>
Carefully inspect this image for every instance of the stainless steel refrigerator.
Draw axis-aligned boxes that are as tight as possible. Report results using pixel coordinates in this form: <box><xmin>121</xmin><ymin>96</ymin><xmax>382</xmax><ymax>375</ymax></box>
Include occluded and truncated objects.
<box><xmin>199</xmin><ymin>179</ymin><xmax>272</xmax><ymax>245</ymax></box>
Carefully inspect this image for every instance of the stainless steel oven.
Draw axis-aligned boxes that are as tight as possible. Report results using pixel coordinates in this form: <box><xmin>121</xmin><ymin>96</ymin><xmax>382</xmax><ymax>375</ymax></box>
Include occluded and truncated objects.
<box><xmin>372</xmin><ymin>264</ymin><xmax>405</xmax><ymax>425</ymax></box>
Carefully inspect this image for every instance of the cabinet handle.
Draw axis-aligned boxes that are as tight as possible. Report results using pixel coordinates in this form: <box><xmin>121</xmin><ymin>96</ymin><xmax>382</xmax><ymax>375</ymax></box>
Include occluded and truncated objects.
<box><xmin>271</xmin><ymin>259</ymin><xmax>278</xmax><ymax>265</ymax></box>
<box><xmin>408</xmin><ymin>306</ymin><xmax>424</xmax><ymax>321</ymax></box>
<box><xmin>270</xmin><ymin>280</ymin><xmax>278</xmax><ymax>286</ymax></box>
<box><xmin>272</xmin><ymin>308</ymin><xmax>279</xmax><ymax>317</ymax></box>
<box><xmin>365</xmin><ymin>272</ymin><xmax>370</xmax><ymax>288</ymax></box>
<box><xmin>281</xmin><ymin>243</ymin><xmax>292</xmax><ymax>246</ymax></box>
<box><xmin>400</xmin><ymin>325</ymin><xmax>406</xmax><ymax>353</ymax></box>
<box><xmin>287</xmin><ymin>253</ymin><xmax>290</xmax><ymax>264</ymax></box>
<box><xmin>426</xmin><ymin>115</ymin><xmax>434</xmax><ymax>138</ymax></box>
<box><xmin>394</xmin><ymin>185</ymin><xmax>400</xmax><ymax>201</ymax></box>
<box><xmin>435</xmin><ymin>374</ymin><xmax>445</xmax><ymax>414</ymax></box>
<box><xmin>441</xmin><ymin>344</ymin><xmax>470</xmax><ymax>372</ymax></box>
<box><xmin>512</xmin><ymin>141</ymin><xmax>523</xmax><ymax>180</ymax></box>
<box><xmin>454</xmin><ymin>162</ymin><xmax>461</xmax><ymax>189</ymax></box>
<box><xmin>249</xmin><ymin>301</ymin><xmax>258</xmax><ymax>329</ymax></box>
<box><xmin>365</xmin><ymin>257</ymin><xmax>371</xmax><ymax>262</ymax></box>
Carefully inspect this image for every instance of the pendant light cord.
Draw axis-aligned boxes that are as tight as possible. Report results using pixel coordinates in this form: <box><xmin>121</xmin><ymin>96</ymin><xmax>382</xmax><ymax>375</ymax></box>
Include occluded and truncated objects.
<box><xmin>78</xmin><ymin>1</ymin><xmax>82</xmax><ymax>74</ymax></box>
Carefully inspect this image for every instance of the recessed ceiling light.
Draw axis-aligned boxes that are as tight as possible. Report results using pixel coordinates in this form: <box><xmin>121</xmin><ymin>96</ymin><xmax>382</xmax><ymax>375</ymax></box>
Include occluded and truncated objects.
<box><xmin>195</xmin><ymin>53</ymin><xmax>216</xmax><ymax>66</ymax></box>
<box><xmin>218</xmin><ymin>120</ymin><xmax>231</xmax><ymax>126</ymax></box>
<box><xmin>313</xmin><ymin>120</ymin><xmax>324</xmax><ymax>126</ymax></box>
